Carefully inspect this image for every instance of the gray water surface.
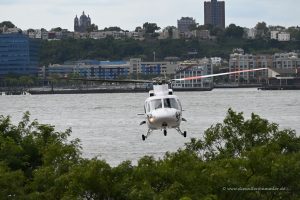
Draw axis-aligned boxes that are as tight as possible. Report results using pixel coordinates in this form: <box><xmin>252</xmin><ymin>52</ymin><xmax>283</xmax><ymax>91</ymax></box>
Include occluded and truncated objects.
<box><xmin>0</xmin><ymin>88</ymin><xmax>299</xmax><ymax>166</ymax></box>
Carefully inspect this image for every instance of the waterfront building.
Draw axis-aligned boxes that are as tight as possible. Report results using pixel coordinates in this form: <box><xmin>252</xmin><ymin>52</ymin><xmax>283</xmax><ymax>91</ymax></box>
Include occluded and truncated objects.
<box><xmin>174</xmin><ymin>58</ymin><xmax>213</xmax><ymax>88</ymax></box>
<box><xmin>46</xmin><ymin>59</ymin><xmax>181</xmax><ymax>80</ymax></box>
<box><xmin>229</xmin><ymin>53</ymin><xmax>270</xmax><ymax>83</ymax></box>
<box><xmin>177</xmin><ymin>17</ymin><xmax>196</xmax><ymax>38</ymax></box>
<box><xmin>273</xmin><ymin>52</ymin><xmax>300</xmax><ymax>69</ymax></box>
<box><xmin>74</xmin><ymin>11</ymin><xmax>91</xmax><ymax>32</ymax></box>
<box><xmin>204</xmin><ymin>0</ymin><xmax>225</xmax><ymax>29</ymax></box>
<box><xmin>47</xmin><ymin>60</ymin><xmax>130</xmax><ymax>79</ymax></box>
<box><xmin>129</xmin><ymin>58</ymin><xmax>179</xmax><ymax>78</ymax></box>
<box><xmin>0</xmin><ymin>34</ymin><xmax>39</xmax><ymax>77</ymax></box>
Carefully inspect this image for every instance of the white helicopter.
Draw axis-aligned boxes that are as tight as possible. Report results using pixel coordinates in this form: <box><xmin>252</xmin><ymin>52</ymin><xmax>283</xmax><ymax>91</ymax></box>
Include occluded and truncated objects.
<box><xmin>138</xmin><ymin>68</ymin><xmax>267</xmax><ymax>141</ymax></box>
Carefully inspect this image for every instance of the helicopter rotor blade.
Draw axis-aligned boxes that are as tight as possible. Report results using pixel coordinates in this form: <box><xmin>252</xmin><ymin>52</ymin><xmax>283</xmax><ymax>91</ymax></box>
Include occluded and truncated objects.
<box><xmin>172</xmin><ymin>68</ymin><xmax>268</xmax><ymax>81</ymax></box>
<box><xmin>58</xmin><ymin>77</ymin><xmax>153</xmax><ymax>84</ymax></box>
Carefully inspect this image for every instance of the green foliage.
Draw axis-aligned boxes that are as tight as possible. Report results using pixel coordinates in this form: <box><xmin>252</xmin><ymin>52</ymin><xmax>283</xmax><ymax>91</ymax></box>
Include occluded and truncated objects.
<box><xmin>51</xmin><ymin>27</ymin><xmax>62</xmax><ymax>32</ymax></box>
<box><xmin>225</xmin><ymin>24</ymin><xmax>245</xmax><ymax>38</ymax></box>
<box><xmin>39</xmin><ymin>36</ymin><xmax>300</xmax><ymax>66</ymax></box>
<box><xmin>103</xmin><ymin>26</ymin><xmax>123</xmax><ymax>32</ymax></box>
<box><xmin>0</xmin><ymin>112</ymin><xmax>81</xmax><ymax>199</ymax></box>
<box><xmin>0</xmin><ymin>21</ymin><xmax>15</xmax><ymax>28</ymax></box>
<box><xmin>87</xmin><ymin>24</ymin><xmax>99</xmax><ymax>32</ymax></box>
<box><xmin>0</xmin><ymin>109</ymin><xmax>299</xmax><ymax>199</ymax></box>
<box><xmin>143</xmin><ymin>22</ymin><xmax>160</xmax><ymax>34</ymax></box>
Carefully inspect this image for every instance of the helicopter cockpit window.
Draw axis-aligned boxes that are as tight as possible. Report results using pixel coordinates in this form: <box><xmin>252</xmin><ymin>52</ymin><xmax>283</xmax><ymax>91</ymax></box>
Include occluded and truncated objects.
<box><xmin>163</xmin><ymin>98</ymin><xmax>179</xmax><ymax>109</ymax></box>
<box><xmin>150</xmin><ymin>99</ymin><xmax>162</xmax><ymax>110</ymax></box>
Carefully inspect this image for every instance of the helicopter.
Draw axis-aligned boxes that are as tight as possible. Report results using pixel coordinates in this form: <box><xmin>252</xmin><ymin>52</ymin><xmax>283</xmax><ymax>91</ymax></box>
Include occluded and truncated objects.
<box><xmin>138</xmin><ymin>68</ymin><xmax>267</xmax><ymax>140</ymax></box>
<box><xmin>59</xmin><ymin>67</ymin><xmax>268</xmax><ymax>141</ymax></box>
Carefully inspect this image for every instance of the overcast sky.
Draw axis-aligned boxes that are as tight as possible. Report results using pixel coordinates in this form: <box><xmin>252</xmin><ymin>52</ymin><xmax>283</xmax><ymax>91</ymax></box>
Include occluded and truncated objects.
<box><xmin>0</xmin><ymin>0</ymin><xmax>299</xmax><ymax>31</ymax></box>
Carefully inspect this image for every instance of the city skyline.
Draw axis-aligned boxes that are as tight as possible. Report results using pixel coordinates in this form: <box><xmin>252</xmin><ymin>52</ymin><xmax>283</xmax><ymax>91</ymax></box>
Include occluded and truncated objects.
<box><xmin>1</xmin><ymin>0</ymin><xmax>300</xmax><ymax>31</ymax></box>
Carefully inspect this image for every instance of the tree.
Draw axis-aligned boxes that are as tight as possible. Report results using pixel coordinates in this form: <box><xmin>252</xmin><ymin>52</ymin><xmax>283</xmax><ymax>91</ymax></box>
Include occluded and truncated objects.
<box><xmin>185</xmin><ymin>109</ymin><xmax>300</xmax><ymax>199</ymax></box>
<box><xmin>0</xmin><ymin>110</ymin><xmax>299</xmax><ymax>199</ymax></box>
<box><xmin>103</xmin><ymin>26</ymin><xmax>122</xmax><ymax>32</ymax></box>
<box><xmin>0</xmin><ymin>112</ymin><xmax>82</xmax><ymax>199</ymax></box>
<box><xmin>166</xmin><ymin>26</ymin><xmax>176</xmax><ymax>38</ymax></box>
<box><xmin>287</xmin><ymin>26</ymin><xmax>300</xmax><ymax>40</ymax></box>
<box><xmin>86</xmin><ymin>23</ymin><xmax>98</xmax><ymax>33</ymax></box>
<box><xmin>225</xmin><ymin>24</ymin><xmax>244</xmax><ymax>38</ymax></box>
<box><xmin>143</xmin><ymin>22</ymin><xmax>160</xmax><ymax>34</ymax></box>
<box><xmin>255</xmin><ymin>22</ymin><xmax>269</xmax><ymax>38</ymax></box>
<box><xmin>0</xmin><ymin>21</ymin><xmax>15</xmax><ymax>28</ymax></box>
<box><xmin>135</xmin><ymin>26</ymin><xmax>142</xmax><ymax>32</ymax></box>
<box><xmin>51</xmin><ymin>27</ymin><xmax>62</xmax><ymax>32</ymax></box>
<box><xmin>27</xmin><ymin>28</ymin><xmax>35</xmax><ymax>33</ymax></box>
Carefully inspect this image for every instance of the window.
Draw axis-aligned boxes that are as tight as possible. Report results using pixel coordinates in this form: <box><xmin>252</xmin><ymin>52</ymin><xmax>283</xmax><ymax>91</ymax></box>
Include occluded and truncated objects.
<box><xmin>163</xmin><ymin>98</ymin><xmax>179</xmax><ymax>109</ymax></box>
<box><xmin>150</xmin><ymin>99</ymin><xmax>162</xmax><ymax>110</ymax></box>
<box><xmin>145</xmin><ymin>102</ymin><xmax>151</xmax><ymax>113</ymax></box>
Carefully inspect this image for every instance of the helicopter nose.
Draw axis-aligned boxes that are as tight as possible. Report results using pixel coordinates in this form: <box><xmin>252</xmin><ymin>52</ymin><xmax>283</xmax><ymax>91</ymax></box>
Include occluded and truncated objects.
<box><xmin>150</xmin><ymin>109</ymin><xmax>180</xmax><ymax>128</ymax></box>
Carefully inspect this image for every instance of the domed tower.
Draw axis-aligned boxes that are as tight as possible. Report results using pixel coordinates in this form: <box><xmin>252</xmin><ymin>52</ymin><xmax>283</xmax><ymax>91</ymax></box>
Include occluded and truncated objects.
<box><xmin>74</xmin><ymin>15</ymin><xmax>79</xmax><ymax>32</ymax></box>
<box><xmin>74</xmin><ymin>11</ymin><xmax>92</xmax><ymax>32</ymax></box>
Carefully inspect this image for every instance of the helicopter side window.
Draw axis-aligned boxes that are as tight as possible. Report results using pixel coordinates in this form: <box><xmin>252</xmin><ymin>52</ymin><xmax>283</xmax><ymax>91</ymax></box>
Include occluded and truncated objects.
<box><xmin>150</xmin><ymin>99</ymin><xmax>162</xmax><ymax>110</ymax></box>
<box><xmin>163</xmin><ymin>98</ymin><xmax>179</xmax><ymax>109</ymax></box>
<box><xmin>177</xmin><ymin>99</ymin><xmax>182</xmax><ymax>110</ymax></box>
<box><xmin>146</xmin><ymin>102</ymin><xmax>151</xmax><ymax>113</ymax></box>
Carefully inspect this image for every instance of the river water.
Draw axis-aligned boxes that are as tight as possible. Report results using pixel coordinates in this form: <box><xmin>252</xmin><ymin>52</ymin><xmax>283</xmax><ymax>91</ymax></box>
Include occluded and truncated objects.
<box><xmin>0</xmin><ymin>88</ymin><xmax>299</xmax><ymax>166</ymax></box>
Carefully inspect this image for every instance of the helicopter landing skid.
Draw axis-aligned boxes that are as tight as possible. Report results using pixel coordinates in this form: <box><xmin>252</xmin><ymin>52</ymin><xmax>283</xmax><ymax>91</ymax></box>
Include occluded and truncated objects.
<box><xmin>142</xmin><ymin>129</ymin><xmax>152</xmax><ymax>141</ymax></box>
<box><xmin>176</xmin><ymin>127</ymin><xmax>187</xmax><ymax>138</ymax></box>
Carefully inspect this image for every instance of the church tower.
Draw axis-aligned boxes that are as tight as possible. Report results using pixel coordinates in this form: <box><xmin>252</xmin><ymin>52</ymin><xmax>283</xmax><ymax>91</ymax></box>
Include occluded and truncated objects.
<box><xmin>74</xmin><ymin>11</ymin><xmax>92</xmax><ymax>32</ymax></box>
<box><xmin>74</xmin><ymin>15</ymin><xmax>79</xmax><ymax>32</ymax></box>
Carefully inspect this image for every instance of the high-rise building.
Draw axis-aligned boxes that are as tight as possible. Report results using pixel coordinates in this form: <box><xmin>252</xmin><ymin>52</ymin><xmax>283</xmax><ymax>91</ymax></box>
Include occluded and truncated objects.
<box><xmin>204</xmin><ymin>0</ymin><xmax>225</xmax><ymax>29</ymax></box>
<box><xmin>177</xmin><ymin>17</ymin><xmax>196</xmax><ymax>38</ymax></box>
<box><xmin>0</xmin><ymin>34</ymin><xmax>39</xmax><ymax>77</ymax></box>
<box><xmin>74</xmin><ymin>11</ymin><xmax>91</xmax><ymax>32</ymax></box>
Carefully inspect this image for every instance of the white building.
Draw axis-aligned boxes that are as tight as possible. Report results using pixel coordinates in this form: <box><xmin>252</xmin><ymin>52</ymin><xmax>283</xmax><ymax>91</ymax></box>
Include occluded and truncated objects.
<box><xmin>192</xmin><ymin>30</ymin><xmax>210</xmax><ymax>40</ymax></box>
<box><xmin>1</xmin><ymin>26</ymin><xmax>21</xmax><ymax>34</ymax></box>
<box><xmin>229</xmin><ymin>53</ymin><xmax>269</xmax><ymax>83</ymax></box>
<box><xmin>159</xmin><ymin>27</ymin><xmax>180</xmax><ymax>40</ymax></box>
<box><xmin>270</xmin><ymin>31</ymin><xmax>290</xmax><ymax>41</ymax></box>
<box><xmin>211</xmin><ymin>57</ymin><xmax>222</xmax><ymax>65</ymax></box>
<box><xmin>271</xmin><ymin>31</ymin><xmax>279</xmax><ymax>40</ymax></box>
<box><xmin>246</xmin><ymin>28</ymin><xmax>257</xmax><ymax>39</ymax></box>
<box><xmin>174</xmin><ymin>58</ymin><xmax>213</xmax><ymax>88</ymax></box>
<box><xmin>278</xmin><ymin>32</ymin><xmax>290</xmax><ymax>41</ymax></box>
<box><xmin>273</xmin><ymin>52</ymin><xmax>300</xmax><ymax>69</ymax></box>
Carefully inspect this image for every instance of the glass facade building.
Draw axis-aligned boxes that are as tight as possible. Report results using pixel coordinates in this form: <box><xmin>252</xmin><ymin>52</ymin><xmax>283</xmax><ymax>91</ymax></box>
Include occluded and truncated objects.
<box><xmin>0</xmin><ymin>34</ymin><xmax>39</xmax><ymax>77</ymax></box>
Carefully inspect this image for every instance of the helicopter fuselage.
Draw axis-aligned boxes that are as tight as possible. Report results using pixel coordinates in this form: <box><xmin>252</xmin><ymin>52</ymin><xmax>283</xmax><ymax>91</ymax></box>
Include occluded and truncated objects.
<box><xmin>144</xmin><ymin>94</ymin><xmax>182</xmax><ymax>130</ymax></box>
<box><xmin>140</xmin><ymin>84</ymin><xmax>187</xmax><ymax>140</ymax></box>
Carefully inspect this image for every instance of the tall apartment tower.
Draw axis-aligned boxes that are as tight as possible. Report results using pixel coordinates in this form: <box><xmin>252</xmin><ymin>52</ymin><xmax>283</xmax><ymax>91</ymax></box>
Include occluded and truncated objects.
<box><xmin>204</xmin><ymin>0</ymin><xmax>225</xmax><ymax>29</ymax></box>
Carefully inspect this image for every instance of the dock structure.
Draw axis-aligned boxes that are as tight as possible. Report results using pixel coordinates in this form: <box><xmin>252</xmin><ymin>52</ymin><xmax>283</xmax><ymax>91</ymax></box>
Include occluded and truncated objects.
<box><xmin>259</xmin><ymin>77</ymin><xmax>300</xmax><ymax>90</ymax></box>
